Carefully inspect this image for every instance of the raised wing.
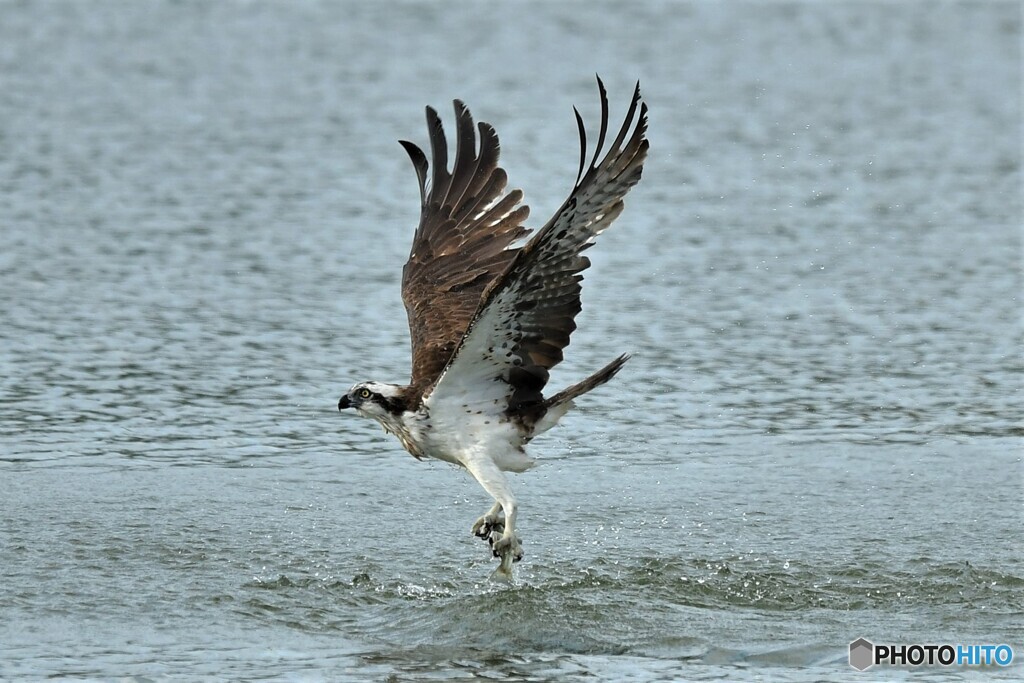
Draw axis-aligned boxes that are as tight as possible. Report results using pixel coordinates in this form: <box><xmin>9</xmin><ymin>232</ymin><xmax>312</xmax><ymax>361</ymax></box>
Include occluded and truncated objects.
<box><xmin>400</xmin><ymin>101</ymin><xmax>532</xmax><ymax>395</ymax></box>
<box><xmin>425</xmin><ymin>78</ymin><xmax>649</xmax><ymax>419</ymax></box>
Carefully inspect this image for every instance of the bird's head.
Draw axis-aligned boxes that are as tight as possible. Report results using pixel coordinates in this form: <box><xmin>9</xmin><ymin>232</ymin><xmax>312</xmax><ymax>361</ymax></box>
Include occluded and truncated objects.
<box><xmin>338</xmin><ymin>382</ymin><xmax>407</xmax><ymax>421</ymax></box>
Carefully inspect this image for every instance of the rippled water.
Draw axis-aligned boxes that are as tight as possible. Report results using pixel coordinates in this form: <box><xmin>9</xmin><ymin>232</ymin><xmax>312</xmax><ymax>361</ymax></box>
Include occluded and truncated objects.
<box><xmin>1</xmin><ymin>2</ymin><xmax>1020</xmax><ymax>680</ymax></box>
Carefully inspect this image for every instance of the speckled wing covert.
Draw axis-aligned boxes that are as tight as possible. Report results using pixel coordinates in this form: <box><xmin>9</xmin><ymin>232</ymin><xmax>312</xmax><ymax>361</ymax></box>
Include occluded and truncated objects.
<box><xmin>426</xmin><ymin>78</ymin><xmax>649</xmax><ymax>418</ymax></box>
<box><xmin>400</xmin><ymin>102</ymin><xmax>532</xmax><ymax>398</ymax></box>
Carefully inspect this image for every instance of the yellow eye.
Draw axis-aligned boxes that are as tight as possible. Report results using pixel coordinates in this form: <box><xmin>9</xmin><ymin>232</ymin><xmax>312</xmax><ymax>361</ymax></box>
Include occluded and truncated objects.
<box><xmin>359</xmin><ymin>388</ymin><xmax>372</xmax><ymax>399</ymax></box>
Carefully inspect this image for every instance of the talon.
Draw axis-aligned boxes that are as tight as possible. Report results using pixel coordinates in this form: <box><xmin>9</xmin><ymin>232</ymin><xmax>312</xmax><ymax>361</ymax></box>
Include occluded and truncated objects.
<box><xmin>472</xmin><ymin>514</ymin><xmax>504</xmax><ymax>540</ymax></box>
<box><xmin>490</xmin><ymin>533</ymin><xmax>524</xmax><ymax>563</ymax></box>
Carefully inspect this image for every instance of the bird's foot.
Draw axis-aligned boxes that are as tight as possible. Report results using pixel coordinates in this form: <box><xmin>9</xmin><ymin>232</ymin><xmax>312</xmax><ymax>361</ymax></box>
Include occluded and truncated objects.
<box><xmin>489</xmin><ymin>532</ymin><xmax>523</xmax><ymax>563</ymax></box>
<box><xmin>472</xmin><ymin>513</ymin><xmax>505</xmax><ymax>540</ymax></box>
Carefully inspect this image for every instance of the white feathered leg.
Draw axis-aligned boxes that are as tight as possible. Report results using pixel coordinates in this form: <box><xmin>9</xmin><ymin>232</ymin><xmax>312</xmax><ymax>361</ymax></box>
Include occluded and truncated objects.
<box><xmin>461</xmin><ymin>452</ymin><xmax>523</xmax><ymax>563</ymax></box>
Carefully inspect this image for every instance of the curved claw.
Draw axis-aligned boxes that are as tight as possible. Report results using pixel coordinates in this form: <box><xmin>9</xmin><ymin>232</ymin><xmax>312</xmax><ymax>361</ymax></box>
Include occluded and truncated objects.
<box><xmin>472</xmin><ymin>515</ymin><xmax>505</xmax><ymax>540</ymax></box>
<box><xmin>491</xmin><ymin>533</ymin><xmax>523</xmax><ymax>563</ymax></box>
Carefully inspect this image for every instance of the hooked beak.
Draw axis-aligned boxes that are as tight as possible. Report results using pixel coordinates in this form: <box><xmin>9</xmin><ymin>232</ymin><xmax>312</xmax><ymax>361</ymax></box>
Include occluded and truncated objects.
<box><xmin>338</xmin><ymin>395</ymin><xmax>351</xmax><ymax>411</ymax></box>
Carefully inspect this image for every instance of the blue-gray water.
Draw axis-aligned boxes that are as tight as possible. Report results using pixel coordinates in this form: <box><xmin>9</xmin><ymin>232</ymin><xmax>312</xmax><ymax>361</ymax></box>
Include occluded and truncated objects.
<box><xmin>1</xmin><ymin>2</ymin><xmax>1020</xmax><ymax>680</ymax></box>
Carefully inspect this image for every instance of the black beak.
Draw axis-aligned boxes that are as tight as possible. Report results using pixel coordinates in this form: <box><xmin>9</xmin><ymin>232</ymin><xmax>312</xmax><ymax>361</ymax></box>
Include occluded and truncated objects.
<box><xmin>338</xmin><ymin>395</ymin><xmax>350</xmax><ymax>410</ymax></box>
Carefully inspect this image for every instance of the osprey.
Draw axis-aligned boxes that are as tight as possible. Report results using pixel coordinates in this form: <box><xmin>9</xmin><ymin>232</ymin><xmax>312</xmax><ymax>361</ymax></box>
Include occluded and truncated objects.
<box><xmin>338</xmin><ymin>77</ymin><xmax>648</xmax><ymax>574</ymax></box>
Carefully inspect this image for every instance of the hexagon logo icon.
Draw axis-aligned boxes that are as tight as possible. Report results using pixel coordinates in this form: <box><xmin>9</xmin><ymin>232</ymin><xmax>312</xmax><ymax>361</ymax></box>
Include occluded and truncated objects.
<box><xmin>849</xmin><ymin>638</ymin><xmax>874</xmax><ymax>671</ymax></box>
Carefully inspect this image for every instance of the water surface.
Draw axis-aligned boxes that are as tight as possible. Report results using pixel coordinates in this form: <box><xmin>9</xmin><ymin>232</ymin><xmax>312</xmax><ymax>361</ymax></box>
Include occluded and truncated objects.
<box><xmin>1</xmin><ymin>2</ymin><xmax>1020</xmax><ymax>680</ymax></box>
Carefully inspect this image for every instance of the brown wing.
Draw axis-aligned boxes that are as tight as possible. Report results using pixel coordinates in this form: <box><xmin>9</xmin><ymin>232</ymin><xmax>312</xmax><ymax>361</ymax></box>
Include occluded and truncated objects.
<box><xmin>399</xmin><ymin>101</ymin><xmax>531</xmax><ymax>393</ymax></box>
<box><xmin>425</xmin><ymin>78</ymin><xmax>648</xmax><ymax>417</ymax></box>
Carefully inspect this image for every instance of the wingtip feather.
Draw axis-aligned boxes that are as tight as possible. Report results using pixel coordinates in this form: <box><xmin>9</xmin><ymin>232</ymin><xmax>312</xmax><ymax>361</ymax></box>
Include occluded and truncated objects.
<box><xmin>399</xmin><ymin>139</ymin><xmax>429</xmax><ymax>204</ymax></box>
<box><xmin>573</xmin><ymin>106</ymin><xmax>587</xmax><ymax>186</ymax></box>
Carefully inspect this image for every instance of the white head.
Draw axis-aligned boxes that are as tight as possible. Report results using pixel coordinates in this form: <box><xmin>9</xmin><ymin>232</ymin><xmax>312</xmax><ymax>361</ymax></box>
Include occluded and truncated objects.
<box><xmin>337</xmin><ymin>381</ymin><xmax>408</xmax><ymax>422</ymax></box>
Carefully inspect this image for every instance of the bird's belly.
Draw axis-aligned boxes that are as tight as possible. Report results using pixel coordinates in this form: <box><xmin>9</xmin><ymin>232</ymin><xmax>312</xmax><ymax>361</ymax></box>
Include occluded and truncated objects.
<box><xmin>420</xmin><ymin>442</ymin><xmax>462</xmax><ymax>466</ymax></box>
<box><xmin>419</xmin><ymin>413</ymin><xmax>532</xmax><ymax>472</ymax></box>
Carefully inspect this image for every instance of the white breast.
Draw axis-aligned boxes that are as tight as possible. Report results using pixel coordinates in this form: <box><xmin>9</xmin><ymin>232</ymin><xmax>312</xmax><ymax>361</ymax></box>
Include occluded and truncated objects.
<box><xmin>419</xmin><ymin>394</ymin><xmax>535</xmax><ymax>473</ymax></box>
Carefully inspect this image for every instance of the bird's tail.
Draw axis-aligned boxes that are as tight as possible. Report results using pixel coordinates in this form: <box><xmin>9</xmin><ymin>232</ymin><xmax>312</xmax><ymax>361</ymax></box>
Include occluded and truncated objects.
<box><xmin>545</xmin><ymin>353</ymin><xmax>630</xmax><ymax>409</ymax></box>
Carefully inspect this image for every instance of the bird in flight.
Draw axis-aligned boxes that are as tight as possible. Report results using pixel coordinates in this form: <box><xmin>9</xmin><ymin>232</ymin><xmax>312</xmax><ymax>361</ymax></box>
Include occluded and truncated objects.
<box><xmin>338</xmin><ymin>77</ymin><xmax>648</xmax><ymax>575</ymax></box>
